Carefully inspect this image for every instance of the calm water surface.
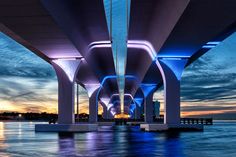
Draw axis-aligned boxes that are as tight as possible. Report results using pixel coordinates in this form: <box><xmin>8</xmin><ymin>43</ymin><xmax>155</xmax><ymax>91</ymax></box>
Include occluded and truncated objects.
<box><xmin>0</xmin><ymin>121</ymin><xmax>235</xmax><ymax>157</ymax></box>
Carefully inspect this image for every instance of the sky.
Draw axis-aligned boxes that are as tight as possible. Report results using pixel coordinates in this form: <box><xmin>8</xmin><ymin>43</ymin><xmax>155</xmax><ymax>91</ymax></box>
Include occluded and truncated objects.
<box><xmin>0</xmin><ymin>31</ymin><xmax>236</xmax><ymax>119</ymax></box>
<box><xmin>154</xmin><ymin>32</ymin><xmax>236</xmax><ymax>119</ymax></box>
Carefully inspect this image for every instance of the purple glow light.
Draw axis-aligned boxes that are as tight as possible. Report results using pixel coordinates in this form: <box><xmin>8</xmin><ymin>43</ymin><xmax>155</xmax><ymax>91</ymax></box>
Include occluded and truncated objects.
<box><xmin>110</xmin><ymin>93</ymin><xmax>134</xmax><ymax>101</ymax></box>
<box><xmin>87</xmin><ymin>40</ymin><xmax>157</xmax><ymax>61</ymax></box>
<box><xmin>159</xmin><ymin>58</ymin><xmax>188</xmax><ymax>80</ymax></box>
<box><xmin>100</xmin><ymin>97</ymin><xmax>110</xmax><ymax>106</ymax></box>
<box><xmin>107</xmin><ymin>103</ymin><xmax>114</xmax><ymax>111</ymax></box>
<box><xmin>52</xmin><ymin>58</ymin><xmax>81</xmax><ymax>82</ymax></box>
<box><xmin>108</xmin><ymin>93</ymin><xmax>135</xmax><ymax>111</ymax></box>
<box><xmin>127</xmin><ymin>40</ymin><xmax>157</xmax><ymax>60</ymax></box>
<box><xmin>84</xmin><ymin>84</ymin><xmax>100</xmax><ymax>97</ymax></box>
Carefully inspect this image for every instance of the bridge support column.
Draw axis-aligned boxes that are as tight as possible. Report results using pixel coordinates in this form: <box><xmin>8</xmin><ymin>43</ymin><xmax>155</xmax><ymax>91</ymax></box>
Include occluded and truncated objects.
<box><xmin>52</xmin><ymin>59</ymin><xmax>81</xmax><ymax>124</ymax></box>
<box><xmin>158</xmin><ymin>58</ymin><xmax>188</xmax><ymax>125</ymax></box>
<box><xmin>141</xmin><ymin>58</ymin><xmax>202</xmax><ymax>131</ymax></box>
<box><xmin>144</xmin><ymin>92</ymin><xmax>154</xmax><ymax>123</ymax></box>
<box><xmin>102</xmin><ymin>105</ymin><xmax>108</xmax><ymax>119</ymax></box>
<box><xmin>135</xmin><ymin>105</ymin><xmax>142</xmax><ymax>120</ymax></box>
<box><xmin>108</xmin><ymin>111</ymin><xmax>113</xmax><ymax>119</ymax></box>
<box><xmin>107</xmin><ymin>107</ymin><xmax>114</xmax><ymax>119</ymax></box>
<box><xmin>96</xmin><ymin>101</ymin><xmax>115</xmax><ymax>126</ymax></box>
<box><xmin>140</xmin><ymin>84</ymin><xmax>156</xmax><ymax>124</ymax></box>
<box><xmin>89</xmin><ymin>89</ymin><xmax>99</xmax><ymax>123</ymax></box>
<box><xmin>35</xmin><ymin>59</ymin><xmax>98</xmax><ymax>132</ymax></box>
<box><xmin>99</xmin><ymin>101</ymin><xmax>108</xmax><ymax>119</ymax></box>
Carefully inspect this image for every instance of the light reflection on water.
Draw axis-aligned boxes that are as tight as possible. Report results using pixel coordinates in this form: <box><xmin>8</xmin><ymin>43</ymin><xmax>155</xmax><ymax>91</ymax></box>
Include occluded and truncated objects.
<box><xmin>0</xmin><ymin>122</ymin><xmax>10</xmax><ymax>157</ymax></box>
<box><xmin>0</xmin><ymin>121</ymin><xmax>235</xmax><ymax>157</ymax></box>
<box><xmin>0</xmin><ymin>122</ymin><xmax>4</xmax><ymax>140</ymax></box>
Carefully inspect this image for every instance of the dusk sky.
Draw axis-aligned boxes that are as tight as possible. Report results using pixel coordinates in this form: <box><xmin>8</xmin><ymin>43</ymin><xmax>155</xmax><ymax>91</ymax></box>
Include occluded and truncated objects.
<box><xmin>0</xmin><ymin>32</ymin><xmax>236</xmax><ymax>118</ymax></box>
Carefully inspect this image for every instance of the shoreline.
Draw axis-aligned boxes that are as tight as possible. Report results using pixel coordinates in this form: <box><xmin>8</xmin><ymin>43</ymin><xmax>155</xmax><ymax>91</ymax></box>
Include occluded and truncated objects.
<box><xmin>0</xmin><ymin>120</ymin><xmax>48</xmax><ymax>122</ymax></box>
<box><xmin>1</xmin><ymin>119</ymin><xmax>236</xmax><ymax>122</ymax></box>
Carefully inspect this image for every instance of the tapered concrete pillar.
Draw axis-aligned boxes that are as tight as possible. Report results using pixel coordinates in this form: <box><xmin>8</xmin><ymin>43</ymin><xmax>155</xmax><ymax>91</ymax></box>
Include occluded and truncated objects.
<box><xmin>130</xmin><ymin>114</ymin><xmax>134</xmax><ymax>119</ymax></box>
<box><xmin>102</xmin><ymin>105</ymin><xmax>108</xmax><ymax>119</ymax></box>
<box><xmin>89</xmin><ymin>89</ymin><xmax>99</xmax><ymax>123</ymax></box>
<box><xmin>128</xmin><ymin>103</ymin><xmax>135</xmax><ymax>119</ymax></box>
<box><xmin>107</xmin><ymin>111</ymin><xmax>113</xmax><ymax>119</ymax></box>
<box><xmin>157</xmin><ymin>58</ymin><xmax>188</xmax><ymax>125</ymax></box>
<box><xmin>134</xmin><ymin>103</ymin><xmax>142</xmax><ymax>119</ymax></box>
<box><xmin>100</xmin><ymin>102</ymin><xmax>108</xmax><ymax>119</ymax></box>
<box><xmin>52</xmin><ymin>59</ymin><xmax>81</xmax><ymax>124</ymax></box>
<box><xmin>140</xmin><ymin>84</ymin><xmax>156</xmax><ymax>123</ymax></box>
<box><xmin>144</xmin><ymin>92</ymin><xmax>154</xmax><ymax>123</ymax></box>
<box><xmin>107</xmin><ymin>107</ymin><xmax>115</xmax><ymax>119</ymax></box>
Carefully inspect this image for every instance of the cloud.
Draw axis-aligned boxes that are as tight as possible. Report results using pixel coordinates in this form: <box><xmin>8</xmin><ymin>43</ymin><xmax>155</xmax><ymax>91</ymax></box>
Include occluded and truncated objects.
<box><xmin>181</xmin><ymin>72</ymin><xmax>236</xmax><ymax>102</ymax></box>
<box><xmin>0</xmin><ymin>29</ymin><xmax>236</xmax><ymax>118</ymax></box>
<box><xmin>0</xmin><ymin>76</ymin><xmax>58</xmax><ymax>112</ymax></box>
<box><xmin>152</xmin><ymin>33</ymin><xmax>236</xmax><ymax>117</ymax></box>
<box><xmin>0</xmin><ymin>33</ymin><xmax>92</xmax><ymax>113</ymax></box>
<box><xmin>0</xmin><ymin>33</ymin><xmax>56</xmax><ymax>79</ymax></box>
<box><xmin>181</xmin><ymin>33</ymin><xmax>236</xmax><ymax>104</ymax></box>
<box><xmin>181</xmin><ymin>104</ymin><xmax>236</xmax><ymax>112</ymax></box>
<box><xmin>22</xmin><ymin>105</ymin><xmax>49</xmax><ymax>113</ymax></box>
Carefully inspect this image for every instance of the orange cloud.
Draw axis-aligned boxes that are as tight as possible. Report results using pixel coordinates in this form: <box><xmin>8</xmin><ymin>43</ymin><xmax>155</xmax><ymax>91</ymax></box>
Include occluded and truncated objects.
<box><xmin>181</xmin><ymin>109</ymin><xmax>236</xmax><ymax>117</ymax></box>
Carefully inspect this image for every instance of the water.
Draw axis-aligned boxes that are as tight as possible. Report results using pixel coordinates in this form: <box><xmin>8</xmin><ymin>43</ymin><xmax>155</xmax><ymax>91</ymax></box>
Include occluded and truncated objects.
<box><xmin>0</xmin><ymin>121</ymin><xmax>236</xmax><ymax>157</ymax></box>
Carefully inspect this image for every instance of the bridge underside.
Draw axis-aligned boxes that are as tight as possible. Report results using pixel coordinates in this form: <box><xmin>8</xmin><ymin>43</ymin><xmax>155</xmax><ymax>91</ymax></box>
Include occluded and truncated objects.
<box><xmin>1</xmin><ymin>0</ymin><xmax>236</xmax><ymax>131</ymax></box>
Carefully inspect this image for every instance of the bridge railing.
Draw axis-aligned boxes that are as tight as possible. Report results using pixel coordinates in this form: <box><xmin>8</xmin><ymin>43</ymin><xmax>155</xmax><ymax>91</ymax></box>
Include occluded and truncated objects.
<box><xmin>181</xmin><ymin>118</ymin><xmax>213</xmax><ymax>125</ymax></box>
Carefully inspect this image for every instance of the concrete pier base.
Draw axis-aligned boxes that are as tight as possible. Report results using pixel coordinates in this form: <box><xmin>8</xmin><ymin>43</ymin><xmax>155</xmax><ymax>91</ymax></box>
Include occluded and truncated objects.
<box><xmin>140</xmin><ymin>124</ymin><xmax>203</xmax><ymax>131</ymax></box>
<box><xmin>127</xmin><ymin>122</ymin><xmax>145</xmax><ymax>126</ymax></box>
<box><xmin>35</xmin><ymin>124</ymin><xmax>98</xmax><ymax>132</ymax></box>
<box><xmin>97</xmin><ymin>122</ymin><xmax>115</xmax><ymax>126</ymax></box>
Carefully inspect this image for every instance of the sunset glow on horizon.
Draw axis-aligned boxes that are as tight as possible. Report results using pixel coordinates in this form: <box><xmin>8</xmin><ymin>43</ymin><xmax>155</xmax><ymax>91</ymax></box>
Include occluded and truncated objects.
<box><xmin>0</xmin><ymin>32</ymin><xmax>236</xmax><ymax>119</ymax></box>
